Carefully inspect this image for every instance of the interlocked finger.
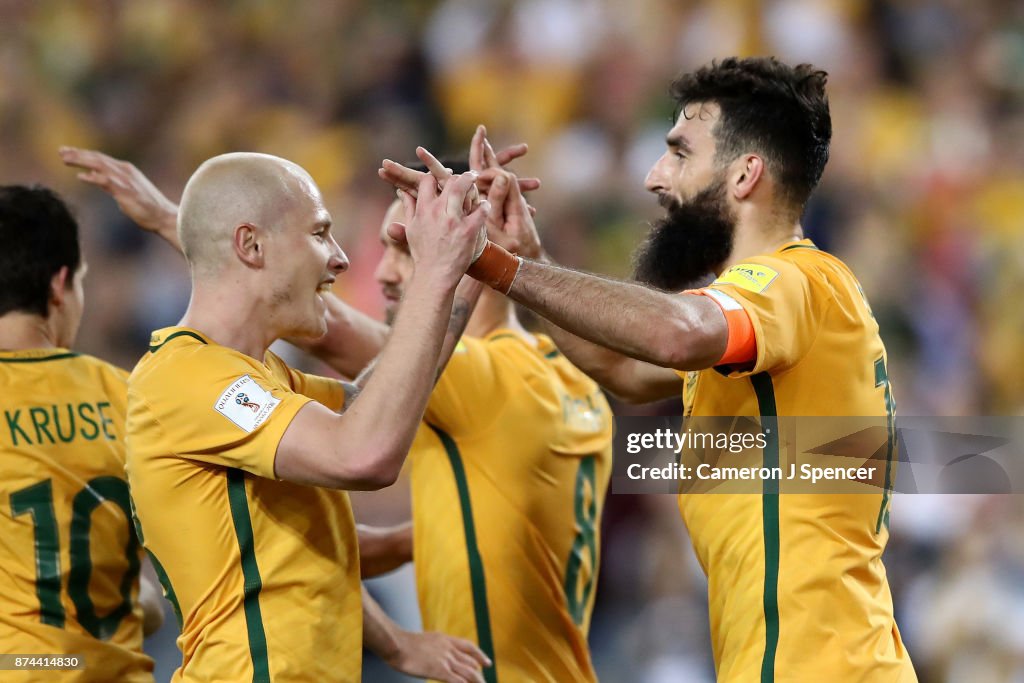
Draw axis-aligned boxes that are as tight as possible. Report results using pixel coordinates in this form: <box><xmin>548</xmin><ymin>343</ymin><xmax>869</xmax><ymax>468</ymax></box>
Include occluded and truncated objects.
<box><xmin>441</xmin><ymin>172</ymin><xmax>479</xmax><ymax>217</ymax></box>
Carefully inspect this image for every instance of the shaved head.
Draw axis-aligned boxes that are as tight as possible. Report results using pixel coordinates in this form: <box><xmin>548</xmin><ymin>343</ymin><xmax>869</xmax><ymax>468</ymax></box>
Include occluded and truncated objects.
<box><xmin>178</xmin><ymin>152</ymin><xmax>320</xmax><ymax>275</ymax></box>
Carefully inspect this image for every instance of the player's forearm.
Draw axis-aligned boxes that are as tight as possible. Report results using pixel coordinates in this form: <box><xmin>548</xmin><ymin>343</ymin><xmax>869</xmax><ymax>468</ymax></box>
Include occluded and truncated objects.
<box><xmin>153</xmin><ymin>206</ymin><xmax>181</xmax><ymax>251</ymax></box>
<box><xmin>129</xmin><ymin>202</ymin><xmax>180</xmax><ymax>252</ymax></box>
<box><xmin>539</xmin><ymin>320</ymin><xmax>680</xmax><ymax>402</ymax></box>
<box><xmin>348</xmin><ymin>277</ymin><xmax>481</xmax><ymax>396</ymax></box>
<box><xmin>435</xmin><ymin>277</ymin><xmax>483</xmax><ymax>380</ymax></box>
<box><xmin>540</xmin><ymin>320</ymin><xmax>631</xmax><ymax>384</ymax></box>
<box><xmin>362</xmin><ymin>586</ymin><xmax>404</xmax><ymax>664</ymax></box>
<box><xmin>357</xmin><ymin>522</ymin><xmax>413</xmax><ymax>578</ymax></box>
<box><xmin>339</xmin><ymin>272</ymin><xmax>456</xmax><ymax>484</ymax></box>
<box><xmin>127</xmin><ymin>197</ymin><xmax>180</xmax><ymax>252</ymax></box>
<box><xmin>508</xmin><ymin>259</ymin><xmax>715</xmax><ymax>370</ymax></box>
<box><xmin>297</xmin><ymin>295</ymin><xmax>388</xmax><ymax>378</ymax></box>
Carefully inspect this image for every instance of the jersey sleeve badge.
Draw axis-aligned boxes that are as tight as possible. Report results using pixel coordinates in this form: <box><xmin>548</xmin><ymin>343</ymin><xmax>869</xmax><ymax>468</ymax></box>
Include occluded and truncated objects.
<box><xmin>714</xmin><ymin>263</ymin><xmax>779</xmax><ymax>293</ymax></box>
<box><xmin>214</xmin><ymin>375</ymin><xmax>281</xmax><ymax>432</ymax></box>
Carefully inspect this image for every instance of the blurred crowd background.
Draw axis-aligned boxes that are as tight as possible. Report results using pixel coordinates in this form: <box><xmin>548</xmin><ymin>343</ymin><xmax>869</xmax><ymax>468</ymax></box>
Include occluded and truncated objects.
<box><xmin>2</xmin><ymin>0</ymin><xmax>1022</xmax><ymax>681</ymax></box>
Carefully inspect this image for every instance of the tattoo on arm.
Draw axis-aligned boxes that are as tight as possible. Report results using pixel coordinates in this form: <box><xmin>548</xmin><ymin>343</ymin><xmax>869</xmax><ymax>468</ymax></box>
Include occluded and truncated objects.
<box><xmin>434</xmin><ymin>292</ymin><xmax>476</xmax><ymax>383</ymax></box>
<box><xmin>448</xmin><ymin>297</ymin><xmax>472</xmax><ymax>338</ymax></box>
<box><xmin>340</xmin><ymin>286</ymin><xmax>478</xmax><ymax>411</ymax></box>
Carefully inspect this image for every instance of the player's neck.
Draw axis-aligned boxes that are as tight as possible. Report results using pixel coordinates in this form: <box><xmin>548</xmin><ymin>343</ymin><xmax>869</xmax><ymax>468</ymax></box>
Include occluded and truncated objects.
<box><xmin>178</xmin><ymin>288</ymin><xmax>276</xmax><ymax>360</ymax></box>
<box><xmin>0</xmin><ymin>312</ymin><xmax>62</xmax><ymax>351</ymax></box>
<box><xmin>465</xmin><ymin>295</ymin><xmax>533</xmax><ymax>344</ymax></box>
<box><xmin>721</xmin><ymin>214</ymin><xmax>804</xmax><ymax>272</ymax></box>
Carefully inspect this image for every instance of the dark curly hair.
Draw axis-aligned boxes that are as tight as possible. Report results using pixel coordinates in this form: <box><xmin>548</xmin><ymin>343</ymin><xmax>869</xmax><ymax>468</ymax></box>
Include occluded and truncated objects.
<box><xmin>671</xmin><ymin>57</ymin><xmax>831</xmax><ymax>210</ymax></box>
<box><xmin>0</xmin><ymin>185</ymin><xmax>81</xmax><ymax>317</ymax></box>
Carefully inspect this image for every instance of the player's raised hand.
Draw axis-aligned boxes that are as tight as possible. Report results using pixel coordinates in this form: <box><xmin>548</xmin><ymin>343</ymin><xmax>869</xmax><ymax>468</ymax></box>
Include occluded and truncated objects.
<box><xmin>469</xmin><ymin>124</ymin><xmax>541</xmax><ymax>196</ymax></box>
<box><xmin>459</xmin><ymin>167</ymin><xmax>541</xmax><ymax>263</ymax></box>
<box><xmin>495</xmin><ymin>169</ymin><xmax>544</xmax><ymax>260</ymax></box>
<box><xmin>389</xmin><ymin>631</ymin><xmax>490</xmax><ymax>683</ymax></box>
<box><xmin>477</xmin><ymin>170</ymin><xmax>520</xmax><ymax>254</ymax></box>
<box><xmin>379</xmin><ymin>128</ymin><xmax>539</xmax><ymax>198</ymax></box>
<box><xmin>58</xmin><ymin>147</ymin><xmax>180</xmax><ymax>247</ymax></box>
<box><xmin>418</xmin><ymin>145</ymin><xmax>481</xmax><ymax>214</ymax></box>
<box><xmin>392</xmin><ymin>169</ymin><xmax>489</xmax><ymax>284</ymax></box>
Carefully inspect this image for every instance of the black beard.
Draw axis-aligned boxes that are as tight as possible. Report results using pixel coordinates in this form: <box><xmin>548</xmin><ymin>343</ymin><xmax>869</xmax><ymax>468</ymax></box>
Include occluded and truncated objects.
<box><xmin>631</xmin><ymin>178</ymin><xmax>736</xmax><ymax>291</ymax></box>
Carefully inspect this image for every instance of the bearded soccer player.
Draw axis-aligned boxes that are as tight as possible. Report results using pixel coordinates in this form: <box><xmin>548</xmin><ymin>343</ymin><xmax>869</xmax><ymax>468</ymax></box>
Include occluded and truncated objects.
<box><xmin>107</xmin><ymin>152</ymin><xmax>491</xmax><ymax>682</ymax></box>
<box><xmin>0</xmin><ymin>186</ymin><xmax>163</xmax><ymax>682</ymax></box>
<box><xmin>389</xmin><ymin>58</ymin><xmax>917</xmax><ymax>682</ymax></box>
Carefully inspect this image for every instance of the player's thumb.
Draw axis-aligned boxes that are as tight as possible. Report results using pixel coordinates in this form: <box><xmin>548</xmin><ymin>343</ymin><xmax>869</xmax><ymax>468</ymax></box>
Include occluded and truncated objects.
<box><xmin>468</xmin><ymin>200</ymin><xmax>490</xmax><ymax>262</ymax></box>
<box><xmin>386</xmin><ymin>222</ymin><xmax>409</xmax><ymax>246</ymax></box>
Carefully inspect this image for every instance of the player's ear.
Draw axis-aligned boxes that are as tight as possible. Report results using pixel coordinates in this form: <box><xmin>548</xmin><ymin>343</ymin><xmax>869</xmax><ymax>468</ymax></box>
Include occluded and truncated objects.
<box><xmin>233</xmin><ymin>223</ymin><xmax>264</xmax><ymax>268</ymax></box>
<box><xmin>49</xmin><ymin>265</ymin><xmax>71</xmax><ymax>309</ymax></box>
<box><xmin>731</xmin><ymin>154</ymin><xmax>764</xmax><ymax>200</ymax></box>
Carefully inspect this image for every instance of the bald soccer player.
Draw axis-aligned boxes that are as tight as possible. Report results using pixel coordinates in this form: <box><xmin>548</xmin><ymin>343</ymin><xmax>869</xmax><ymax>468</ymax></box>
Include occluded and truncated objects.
<box><xmin>97</xmin><ymin>152</ymin><xmax>491</xmax><ymax>682</ymax></box>
<box><xmin>62</xmin><ymin>140</ymin><xmax>613</xmax><ymax>682</ymax></box>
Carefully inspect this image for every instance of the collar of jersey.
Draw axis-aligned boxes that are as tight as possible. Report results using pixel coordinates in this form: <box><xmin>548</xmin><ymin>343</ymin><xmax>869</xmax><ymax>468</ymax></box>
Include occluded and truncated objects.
<box><xmin>0</xmin><ymin>347</ymin><xmax>78</xmax><ymax>363</ymax></box>
<box><xmin>485</xmin><ymin>328</ymin><xmax>561</xmax><ymax>359</ymax></box>
<box><xmin>148</xmin><ymin>326</ymin><xmax>209</xmax><ymax>353</ymax></box>
<box><xmin>776</xmin><ymin>238</ymin><xmax>818</xmax><ymax>253</ymax></box>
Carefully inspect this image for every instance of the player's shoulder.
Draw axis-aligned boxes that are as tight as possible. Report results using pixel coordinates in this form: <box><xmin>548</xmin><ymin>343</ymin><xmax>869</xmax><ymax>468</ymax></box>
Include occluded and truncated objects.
<box><xmin>480</xmin><ymin>330</ymin><xmax>551</xmax><ymax>376</ymax></box>
<box><xmin>718</xmin><ymin>240</ymin><xmax>859</xmax><ymax>298</ymax></box>
<box><xmin>489</xmin><ymin>330</ymin><xmax>607</xmax><ymax>400</ymax></box>
<box><xmin>778</xmin><ymin>239</ymin><xmax>858</xmax><ymax>276</ymax></box>
<box><xmin>1</xmin><ymin>347</ymin><xmax>130</xmax><ymax>387</ymax></box>
<box><xmin>130</xmin><ymin>327</ymin><xmax>263</xmax><ymax>399</ymax></box>
<box><xmin>536</xmin><ymin>336</ymin><xmax>606</xmax><ymax>393</ymax></box>
<box><xmin>461</xmin><ymin>330</ymin><xmax>607</xmax><ymax>408</ymax></box>
<box><xmin>72</xmin><ymin>352</ymin><xmax>132</xmax><ymax>390</ymax></box>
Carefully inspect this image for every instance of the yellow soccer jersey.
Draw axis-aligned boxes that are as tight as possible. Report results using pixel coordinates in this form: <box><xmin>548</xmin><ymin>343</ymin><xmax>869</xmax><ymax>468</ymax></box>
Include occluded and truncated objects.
<box><xmin>679</xmin><ymin>240</ymin><xmax>916</xmax><ymax>682</ymax></box>
<box><xmin>413</xmin><ymin>331</ymin><xmax>613</xmax><ymax>683</ymax></box>
<box><xmin>127</xmin><ymin>328</ymin><xmax>360</xmax><ymax>683</ymax></box>
<box><xmin>0</xmin><ymin>348</ymin><xmax>153</xmax><ymax>682</ymax></box>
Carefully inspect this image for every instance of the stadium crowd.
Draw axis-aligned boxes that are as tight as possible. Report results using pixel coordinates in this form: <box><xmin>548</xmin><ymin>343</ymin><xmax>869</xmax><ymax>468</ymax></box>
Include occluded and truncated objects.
<box><xmin>1</xmin><ymin>1</ymin><xmax>1022</xmax><ymax>681</ymax></box>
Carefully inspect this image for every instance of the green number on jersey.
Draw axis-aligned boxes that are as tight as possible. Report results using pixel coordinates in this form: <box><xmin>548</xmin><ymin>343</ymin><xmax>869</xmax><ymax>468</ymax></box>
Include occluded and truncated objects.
<box><xmin>10</xmin><ymin>480</ymin><xmax>65</xmax><ymax>628</ymax></box>
<box><xmin>564</xmin><ymin>456</ymin><xmax>598</xmax><ymax>625</ymax></box>
<box><xmin>874</xmin><ymin>357</ymin><xmax>897</xmax><ymax>533</ymax></box>
<box><xmin>10</xmin><ymin>477</ymin><xmax>140</xmax><ymax>639</ymax></box>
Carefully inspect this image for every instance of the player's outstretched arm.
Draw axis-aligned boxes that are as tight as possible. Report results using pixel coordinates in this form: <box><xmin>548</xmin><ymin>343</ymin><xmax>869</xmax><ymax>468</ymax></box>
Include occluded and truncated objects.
<box><xmin>357</xmin><ymin>523</ymin><xmax>413</xmax><ymax>578</ymax></box>
<box><xmin>59</xmin><ymin>147</ymin><xmax>181</xmax><ymax>250</ymax></box>
<box><xmin>274</xmin><ymin>173</ymin><xmax>489</xmax><ymax>490</ymax></box>
<box><xmin>494</xmin><ymin>246</ymin><xmax>728</xmax><ymax>371</ymax></box>
<box><xmin>362</xmin><ymin>587</ymin><xmax>490</xmax><ymax>683</ymax></box>
<box><xmin>472</xmin><ymin>153</ymin><xmax>686</xmax><ymax>401</ymax></box>
<box><xmin>381</xmin><ymin>144</ymin><xmax>689</xmax><ymax>401</ymax></box>
<box><xmin>454</xmin><ymin>132</ymin><xmax>728</xmax><ymax>375</ymax></box>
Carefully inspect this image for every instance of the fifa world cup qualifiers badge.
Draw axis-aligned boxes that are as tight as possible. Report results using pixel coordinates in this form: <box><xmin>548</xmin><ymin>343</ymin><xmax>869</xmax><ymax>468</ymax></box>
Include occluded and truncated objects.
<box><xmin>214</xmin><ymin>375</ymin><xmax>281</xmax><ymax>432</ymax></box>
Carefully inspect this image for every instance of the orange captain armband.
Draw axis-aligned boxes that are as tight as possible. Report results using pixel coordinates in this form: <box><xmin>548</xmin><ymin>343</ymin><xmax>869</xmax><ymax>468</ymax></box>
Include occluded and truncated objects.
<box><xmin>466</xmin><ymin>240</ymin><xmax>521</xmax><ymax>294</ymax></box>
<box><xmin>694</xmin><ymin>288</ymin><xmax>756</xmax><ymax>366</ymax></box>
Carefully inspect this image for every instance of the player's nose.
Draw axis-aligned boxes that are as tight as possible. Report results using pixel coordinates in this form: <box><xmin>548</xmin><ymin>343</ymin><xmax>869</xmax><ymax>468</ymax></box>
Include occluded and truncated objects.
<box><xmin>644</xmin><ymin>155</ymin><xmax>669</xmax><ymax>194</ymax></box>
<box><xmin>374</xmin><ymin>251</ymin><xmax>397</xmax><ymax>285</ymax></box>
<box><xmin>328</xmin><ymin>240</ymin><xmax>349</xmax><ymax>274</ymax></box>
